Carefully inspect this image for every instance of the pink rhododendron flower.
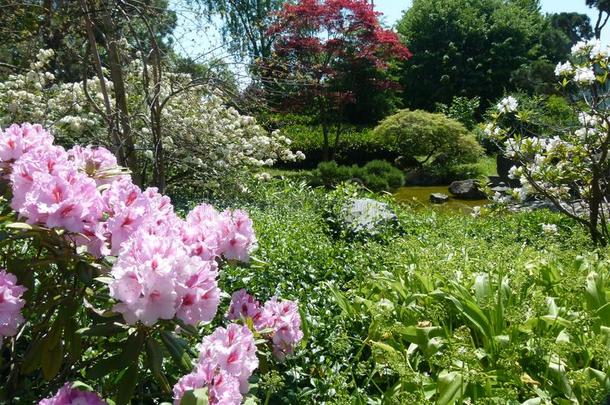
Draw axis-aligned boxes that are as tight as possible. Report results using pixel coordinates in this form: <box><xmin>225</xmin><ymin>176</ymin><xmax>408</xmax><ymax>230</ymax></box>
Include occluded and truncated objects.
<box><xmin>175</xmin><ymin>257</ymin><xmax>220</xmax><ymax>325</ymax></box>
<box><xmin>173</xmin><ymin>324</ymin><xmax>257</xmax><ymax>405</ymax></box>
<box><xmin>68</xmin><ymin>145</ymin><xmax>124</xmax><ymax>185</ymax></box>
<box><xmin>200</xmin><ymin>323</ymin><xmax>258</xmax><ymax>393</ymax></box>
<box><xmin>227</xmin><ymin>290</ymin><xmax>303</xmax><ymax>360</ymax></box>
<box><xmin>38</xmin><ymin>383</ymin><xmax>107</xmax><ymax>405</ymax></box>
<box><xmin>217</xmin><ymin>210</ymin><xmax>257</xmax><ymax>262</ymax></box>
<box><xmin>209</xmin><ymin>371</ymin><xmax>243</xmax><ymax>405</ymax></box>
<box><xmin>172</xmin><ymin>366</ymin><xmax>210</xmax><ymax>405</ymax></box>
<box><xmin>110</xmin><ymin>230</ymin><xmax>220</xmax><ymax>326</ymax></box>
<box><xmin>260</xmin><ymin>298</ymin><xmax>304</xmax><ymax>359</ymax></box>
<box><xmin>182</xmin><ymin>203</ymin><xmax>224</xmax><ymax>260</ymax></box>
<box><xmin>8</xmin><ymin>142</ymin><xmax>104</xmax><ymax>235</ymax></box>
<box><xmin>227</xmin><ymin>289</ymin><xmax>262</xmax><ymax>325</ymax></box>
<box><xmin>0</xmin><ymin>270</ymin><xmax>26</xmax><ymax>340</ymax></box>
<box><xmin>0</xmin><ymin>123</ymin><xmax>53</xmax><ymax>167</ymax></box>
<box><xmin>9</xmin><ymin>144</ymin><xmax>71</xmax><ymax>212</ymax></box>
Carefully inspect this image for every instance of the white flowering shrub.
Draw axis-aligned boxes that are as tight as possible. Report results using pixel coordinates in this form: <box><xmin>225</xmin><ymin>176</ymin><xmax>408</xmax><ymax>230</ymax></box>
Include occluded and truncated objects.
<box><xmin>485</xmin><ymin>39</ymin><xmax>610</xmax><ymax>245</ymax></box>
<box><xmin>0</xmin><ymin>50</ymin><xmax>303</xmax><ymax>193</ymax></box>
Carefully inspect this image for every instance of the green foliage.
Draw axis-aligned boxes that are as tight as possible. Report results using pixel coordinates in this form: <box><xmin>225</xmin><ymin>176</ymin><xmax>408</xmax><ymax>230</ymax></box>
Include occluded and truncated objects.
<box><xmin>312</xmin><ymin>160</ymin><xmax>405</xmax><ymax>192</ymax></box>
<box><xmin>397</xmin><ymin>0</ymin><xmax>586</xmax><ymax>109</ymax></box>
<box><xmin>275</xmin><ymin>122</ymin><xmax>397</xmax><ymax>168</ymax></box>
<box><xmin>373</xmin><ymin>109</ymin><xmax>484</xmax><ymax>169</ymax></box>
<box><xmin>435</xmin><ymin>96</ymin><xmax>481</xmax><ymax>130</ymax></box>
<box><xmin>204</xmin><ymin>180</ymin><xmax>603</xmax><ymax>403</ymax></box>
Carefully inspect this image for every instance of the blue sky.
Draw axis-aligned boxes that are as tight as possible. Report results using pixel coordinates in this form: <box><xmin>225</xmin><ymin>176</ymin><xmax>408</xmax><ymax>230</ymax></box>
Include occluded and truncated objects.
<box><xmin>374</xmin><ymin>0</ymin><xmax>609</xmax><ymax>44</ymax></box>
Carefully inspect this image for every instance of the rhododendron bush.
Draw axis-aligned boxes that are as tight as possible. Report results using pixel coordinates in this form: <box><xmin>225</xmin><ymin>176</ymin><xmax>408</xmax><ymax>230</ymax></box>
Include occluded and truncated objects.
<box><xmin>0</xmin><ymin>123</ymin><xmax>303</xmax><ymax>404</ymax></box>
<box><xmin>0</xmin><ymin>49</ymin><xmax>303</xmax><ymax>194</ymax></box>
<box><xmin>485</xmin><ymin>39</ymin><xmax>610</xmax><ymax>245</ymax></box>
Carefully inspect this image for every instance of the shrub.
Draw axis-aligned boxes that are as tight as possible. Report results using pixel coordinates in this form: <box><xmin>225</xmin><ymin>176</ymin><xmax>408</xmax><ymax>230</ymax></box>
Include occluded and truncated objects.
<box><xmin>435</xmin><ymin>96</ymin><xmax>481</xmax><ymax>130</ymax></box>
<box><xmin>361</xmin><ymin>160</ymin><xmax>405</xmax><ymax>190</ymax></box>
<box><xmin>315</xmin><ymin>161</ymin><xmax>354</xmax><ymax>187</ymax></box>
<box><xmin>0</xmin><ymin>51</ymin><xmax>302</xmax><ymax>194</ymax></box>
<box><xmin>264</xmin><ymin>116</ymin><xmax>397</xmax><ymax>168</ymax></box>
<box><xmin>312</xmin><ymin>160</ymin><xmax>405</xmax><ymax>191</ymax></box>
<box><xmin>373</xmin><ymin>109</ymin><xmax>484</xmax><ymax>170</ymax></box>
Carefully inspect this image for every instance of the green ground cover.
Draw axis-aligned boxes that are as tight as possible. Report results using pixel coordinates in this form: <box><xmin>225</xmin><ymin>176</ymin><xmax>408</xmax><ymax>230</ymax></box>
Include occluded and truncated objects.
<box><xmin>184</xmin><ymin>180</ymin><xmax>610</xmax><ymax>404</ymax></box>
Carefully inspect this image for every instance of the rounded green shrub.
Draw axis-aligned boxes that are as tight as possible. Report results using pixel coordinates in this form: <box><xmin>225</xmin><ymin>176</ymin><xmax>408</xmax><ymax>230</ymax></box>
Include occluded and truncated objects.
<box><xmin>312</xmin><ymin>160</ymin><xmax>405</xmax><ymax>192</ymax></box>
<box><xmin>362</xmin><ymin>160</ymin><xmax>405</xmax><ymax>190</ymax></box>
<box><xmin>373</xmin><ymin>109</ymin><xmax>484</xmax><ymax>168</ymax></box>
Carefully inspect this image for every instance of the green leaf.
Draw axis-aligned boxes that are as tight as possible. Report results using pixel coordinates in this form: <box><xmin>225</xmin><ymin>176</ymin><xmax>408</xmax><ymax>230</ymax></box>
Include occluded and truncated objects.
<box><xmin>42</xmin><ymin>341</ymin><xmax>63</xmax><ymax>381</ymax></box>
<box><xmin>160</xmin><ymin>331</ymin><xmax>192</xmax><ymax>371</ymax></box>
<box><xmin>5</xmin><ymin>222</ymin><xmax>35</xmax><ymax>230</ymax></box>
<box><xmin>146</xmin><ymin>338</ymin><xmax>171</xmax><ymax>393</ymax></box>
<box><xmin>86</xmin><ymin>354</ymin><xmax>122</xmax><ymax>379</ymax></box>
<box><xmin>20</xmin><ymin>339</ymin><xmax>44</xmax><ymax>375</ymax></box>
<box><xmin>76</xmin><ymin>323</ymin><xmax>126</xmax><ymax>337</ymax></box>
<box><xmin>436</xmin><ymin>370</ymin><xmax>465</xmax><ymax>404</ymax></box>
<box><xmin>180</xmin><ymin>388</ymin><xmax>209</xmax><ymax>405</ymax></box>
<box><xmin>118</xmin><ymin>330</ymin><xmax>145</xmax><ymax>365</ymax></box>
<box><xmin>116</xmin><ymin>364</ymin><xmax>138</xmax><ymax>405</ymax></box>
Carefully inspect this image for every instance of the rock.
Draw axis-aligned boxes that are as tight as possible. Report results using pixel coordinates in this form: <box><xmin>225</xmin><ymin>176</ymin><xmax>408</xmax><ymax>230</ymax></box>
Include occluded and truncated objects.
<box><xmin>430</xmin><ymin>193</ymin><xmax>449</xmax><ymax>204</ymax></box>
<box><xmin>448</xmin><ymin>179</ymin><xmax>487</xmax><ymax>200</ymax></box>
<box><xmin>491</xmin><ymin>185</ymin><xmax>510</xmax><ymax>194</ymax></box>
<box><xmin>340</xmin><ymin>198</ymin><xmax>398</xmax><ymax>235</ymax></box>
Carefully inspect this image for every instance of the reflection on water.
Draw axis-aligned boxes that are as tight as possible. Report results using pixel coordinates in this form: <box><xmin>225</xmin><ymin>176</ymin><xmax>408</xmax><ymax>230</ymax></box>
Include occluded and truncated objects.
<box><xmin>393</xmin><ymin>186</ymin><xmax>488</xmax><ymax>214</ymax></box>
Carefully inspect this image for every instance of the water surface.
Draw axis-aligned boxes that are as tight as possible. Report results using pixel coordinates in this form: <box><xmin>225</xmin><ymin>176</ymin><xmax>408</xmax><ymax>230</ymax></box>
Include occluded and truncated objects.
<box><xmin>394</xmin><ymin>186</ymin><xmax>487</xmax><ymax>214</ymax></box>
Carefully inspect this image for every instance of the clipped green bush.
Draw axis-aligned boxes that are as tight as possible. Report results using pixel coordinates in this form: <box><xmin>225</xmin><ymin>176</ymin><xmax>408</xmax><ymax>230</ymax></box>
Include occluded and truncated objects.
<box><xmin>263</xmin><ymin>114</ymin><xmax>397</xmax><ymax>168</ymax></box>
<box><xmin>373</xmin><ymin>109</ymin><xmax>484</xmax><ymax>169</ymax></box>
<box><xmin>312</xmin><ymin>160</ymin><xmax>405</xmax><ymax>191</ymax></box>
<box><xmin>362</xmin><ymin>160</ymin><xmax>405</xmax><ymax>190</ymax></box>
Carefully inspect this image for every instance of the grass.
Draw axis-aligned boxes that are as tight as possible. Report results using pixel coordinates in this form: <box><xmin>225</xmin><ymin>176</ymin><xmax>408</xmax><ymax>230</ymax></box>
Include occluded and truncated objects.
<box><xmin>477</xmin><ymin>154</ymin><xmax>498</xmax><ymax>177</ymax></box>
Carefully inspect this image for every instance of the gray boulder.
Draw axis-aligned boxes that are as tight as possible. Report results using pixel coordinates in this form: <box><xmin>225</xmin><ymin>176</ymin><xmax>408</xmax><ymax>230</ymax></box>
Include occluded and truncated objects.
<box><xmin>449</xmin><ymin>179</ymin><xmax>487</xmax><ymax>200</ymax></box>
<box><xmin>340</xmin><ymin>198</ymin><xmax>397</xmax><ymax>235</ymax></box>
<box><xmin>430</xmin><ymin>193</ymin><xmax>449</xmax><ymax>204</ymax></box>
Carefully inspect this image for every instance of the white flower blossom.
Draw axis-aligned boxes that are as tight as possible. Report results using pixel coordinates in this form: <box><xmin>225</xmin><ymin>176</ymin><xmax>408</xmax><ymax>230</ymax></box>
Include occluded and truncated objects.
<box><xmin>541</xmin><ymin>223</ymin><xmax>558</xmax><ymax>235</ymax></box>
<box><xmin>574</xmin><ymin>67</ymin><xmax>596</xmax><ymax>84</ymax></box>
<box><xmin>554</xmin><ymin>61</ymin><xmax>573</xmax><ymax>77</ymax></box>
<box><xmin>497</xmin><ymin>96</ymin><xmax>518</xmax><ymax>114</ymax></box>
<box><xmin>571</xmin><ymin>40</ymin><xmax>589</xmax><ymax>56</ymax></box>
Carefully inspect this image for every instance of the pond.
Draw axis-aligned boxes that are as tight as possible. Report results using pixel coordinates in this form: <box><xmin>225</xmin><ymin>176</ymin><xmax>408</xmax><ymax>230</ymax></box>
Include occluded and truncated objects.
<box><xmin>393</xmin><ymin>185</ymin><xmax>488</xmax><ymax>214</ymax></box>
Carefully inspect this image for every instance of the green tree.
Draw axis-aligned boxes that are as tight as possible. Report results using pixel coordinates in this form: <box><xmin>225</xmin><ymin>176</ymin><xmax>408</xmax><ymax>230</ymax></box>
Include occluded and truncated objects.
<box><xmin>586</xmin><ymin>0</ymin><xmax>610</xmax><ymax>38</ymax></box>
<box><xmin>550</xmin><ymin>12</ymin><xmax>593</xmax><ymax>44</ymax></box>
<box><xmin>397</xmin><ymin>0</ymin><xmax>576</xmax><ymax>110</ymax></box>
<box><xmin>200</xmin><ymin>0</ymin><xmax>284</xmax><ymax>61</ymax></box>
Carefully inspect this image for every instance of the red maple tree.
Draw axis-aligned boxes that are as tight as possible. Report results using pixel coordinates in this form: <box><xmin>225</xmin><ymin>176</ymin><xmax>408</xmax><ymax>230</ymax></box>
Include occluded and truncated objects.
<box><xmin>265</xmin><ymin>0</ymin><xmax>411</xmax><ymax>160</ymax></box>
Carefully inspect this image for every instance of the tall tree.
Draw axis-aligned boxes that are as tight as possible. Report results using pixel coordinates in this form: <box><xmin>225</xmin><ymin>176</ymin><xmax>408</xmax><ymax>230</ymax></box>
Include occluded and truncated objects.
<box><xmin>550</xmin><ymin>12</ymin><xmax>593</xmax><ymax>44</ymax></box>
<box><xmin>397</xmin><ymin>0</ymin><xmax>579</xmax><ymax>110</ymax></box>
<box><xmin>586</xmin><ymin>0</ymin><xmax>610</xmax><ymax>38</ymax></box>
<box><xmin>267</xmin><ymin>0</ymin><xmax>411</xmax><ymax>159</ymax></box>
<box><xmin>201</xmin><ymin>0</ymin><xmax>285</xmax><ymax>60</ymax></box>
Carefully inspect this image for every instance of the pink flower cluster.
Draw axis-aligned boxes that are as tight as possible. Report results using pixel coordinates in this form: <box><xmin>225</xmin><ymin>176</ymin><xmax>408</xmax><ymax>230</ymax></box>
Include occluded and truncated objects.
<box><xmin>173</xmin><ymin>323</ymin><xmax>258</xmax><ymax>405</ymax></box>
<box><xmin>0</xmin><ymin>269</ymin><xmax>26</xmax><ymax>342</ymax></box>
<box><xmin>228</xmin><ymin>289</ymin><xmax>303</xmax><ymax>359</ymax></box>
<box><xmin>0</xmin><ymin>124</ymin><xmax>257</xmax><ymax>327</ymax></box>
<box><xmin>38</xmin><ymin>383</ymin><xmax>107</xmax><ymax>405</ymax></box>
<box><xmin>110</xmin><ymin>232</ymin><xmax>220</xmax><ymax>326</ymax></box>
